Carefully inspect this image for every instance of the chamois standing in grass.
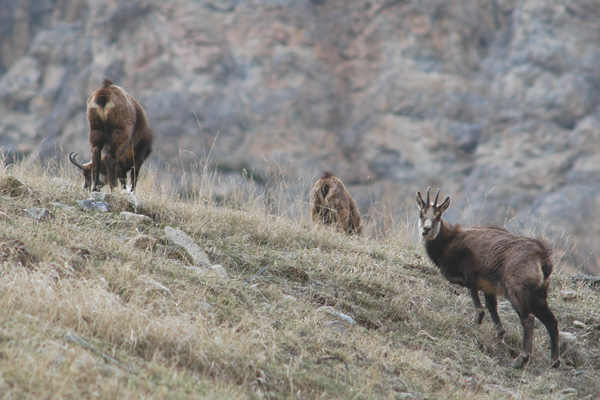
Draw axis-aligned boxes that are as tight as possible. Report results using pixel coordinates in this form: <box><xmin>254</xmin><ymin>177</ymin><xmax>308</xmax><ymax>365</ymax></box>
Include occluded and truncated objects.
<box><xmin>416</xmin><ymin>188</ymin><xmax>559</xmax><ymax>369</ymax></box>
<box><xmin>80</xmin><ymin>78</ymin><xmax>153</xmax><ymax>191</ymax></box>
<box><xmin>310</xmin><ymin>171</ymin><xmax>362</xmax><ymax>236</ymax></box>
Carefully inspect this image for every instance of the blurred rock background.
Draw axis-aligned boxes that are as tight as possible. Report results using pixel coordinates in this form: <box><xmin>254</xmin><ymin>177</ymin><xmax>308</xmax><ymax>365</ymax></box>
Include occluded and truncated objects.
<box><xmin>1</xmin><ymin>0</ymin><xmax>599</xmax><ymax>274</ymax></box>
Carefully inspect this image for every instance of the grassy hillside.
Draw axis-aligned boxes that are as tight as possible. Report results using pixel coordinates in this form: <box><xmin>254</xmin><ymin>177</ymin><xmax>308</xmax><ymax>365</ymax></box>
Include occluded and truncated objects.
<box><xmin>0</xmin><ymin>157</ymin><xmax>598</xmax><ymax>399</ymax></box>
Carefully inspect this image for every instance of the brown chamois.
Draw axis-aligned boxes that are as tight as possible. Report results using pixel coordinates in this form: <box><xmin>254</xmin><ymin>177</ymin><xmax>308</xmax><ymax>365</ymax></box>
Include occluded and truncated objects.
<box><xmin>310</xmin><ymin>171</ymin><xmax>362</xmax><ymax>236</ymax></box>
<box><xmin>84</xmin><ymin>78</ymin><xmax>153</xmax><ymax>191</ymax></box>
<box><xmin>416</xmin><ymin>187</ymin><xmax>559</xmax><ymax>369</ymax></box>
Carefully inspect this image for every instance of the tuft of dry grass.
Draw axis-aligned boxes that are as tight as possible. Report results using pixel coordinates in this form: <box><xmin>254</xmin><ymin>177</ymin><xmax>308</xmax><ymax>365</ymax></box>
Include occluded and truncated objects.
<box><xmin>0</xmin><ymin>154</ymin><xmax>599</xmax><ymax>399</ymax></box>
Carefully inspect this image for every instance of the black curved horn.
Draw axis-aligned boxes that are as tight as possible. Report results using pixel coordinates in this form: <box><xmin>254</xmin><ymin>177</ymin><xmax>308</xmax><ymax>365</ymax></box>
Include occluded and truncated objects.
<box><xmin>69</xmin><ymin>152</ymin><xmax>85</xmax><ymax>170</ymax></box>
<box><xmin>426</xmin><ymin>187</ymin><xmax>431</xmax><ymax>206</ymax></box>
<box><xmin>434</xmin><ymin>188</ymin><xmax>440</xmax><ymax>207</ymax></box>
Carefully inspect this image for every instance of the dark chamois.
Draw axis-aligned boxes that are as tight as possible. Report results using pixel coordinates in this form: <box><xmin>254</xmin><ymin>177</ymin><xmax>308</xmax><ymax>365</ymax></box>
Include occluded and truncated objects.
<box><xmin>310</xmin><ymin>171</ymin><xmax>362</xmax><ymax>236</ymax></box>
<box><xmin>83</xmin><ymin>78</ymin><xmax>153</xmax><ymax>191</ymax></box>
<box><xmin>416</xmin><ymin>187</ymin><xmax>559</xmax><ymax>369</ymax></box>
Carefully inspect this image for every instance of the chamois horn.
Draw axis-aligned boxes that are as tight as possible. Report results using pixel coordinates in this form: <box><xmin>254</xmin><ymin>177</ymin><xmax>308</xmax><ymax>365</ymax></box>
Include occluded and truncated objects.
<box><xmin>69</xmin><ymin>152</ymin><xmax>85</xmax><ymax>171</ymax></box>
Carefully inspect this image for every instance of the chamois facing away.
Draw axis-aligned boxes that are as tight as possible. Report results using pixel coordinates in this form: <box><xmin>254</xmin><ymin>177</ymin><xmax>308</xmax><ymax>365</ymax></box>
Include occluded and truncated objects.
<box><xmin>416</xmin><ymin>188</ymin><xmax>559</xmax><ymax>369</ymax></box>
<box><xmin>83</xmin><ymin>78</ymin><xmax>153</xmax><ymax>191</ymax></box>
<box><xmin>310</xmin><ymin>171</ymin><xmax>362</xmax><ymax>236</ymax></box>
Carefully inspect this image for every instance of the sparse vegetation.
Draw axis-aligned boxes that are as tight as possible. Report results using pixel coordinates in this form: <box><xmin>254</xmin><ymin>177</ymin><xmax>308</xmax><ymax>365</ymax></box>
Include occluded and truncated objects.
<box><xmin>0</xmin><ymin>155</ymin><xmax>599</xmax><ymax>399</ymax></box>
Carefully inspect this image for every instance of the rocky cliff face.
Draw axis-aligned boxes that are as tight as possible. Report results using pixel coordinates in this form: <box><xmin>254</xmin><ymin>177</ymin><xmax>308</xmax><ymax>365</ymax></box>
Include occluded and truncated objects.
<box><xmin>1</xmin><ymin>0</ymin><xmax>599</xmax><ymax>274</ymax></box>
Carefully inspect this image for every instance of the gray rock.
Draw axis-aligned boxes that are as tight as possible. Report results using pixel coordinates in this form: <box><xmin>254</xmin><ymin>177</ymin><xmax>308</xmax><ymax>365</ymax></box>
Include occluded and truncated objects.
<box><xmin>127</xmin><ymin>234</ymin><xmax>158</xmax><ymax>251</ymax></box>
<box><xmin>136</xmin><ymin>275</ymin><xmax>173</xmax><ymax>297</ymax></box>
<box><xmin>77</xmin><ymin>199</ymin><xmax>109</xmax><ymax>213</ymax></box>
<box><xmin>210</xmin><ymin>264</ymin><xmax>227</xmax><ymax>278</ymax></box>
<box><xmin>571</xmin><ymin>274</ymin><xmax>600</xmax><ymax>290</ymax></box>
<box><xmin>25</xmin><ymin>207</ymin><xmax>54</xmax><ymax>221</ymax></box>
<box><xmin>120</xmin><ymin>211</ymin><xmax>153</xmax><ymax>224</ymax></box>
<box><xmin>52</xmin><ymin>202</ymin><xmax>76</xmax><ymax>212</ymax></box>
<box><xmin>561</xmin><ymin>290</ymin><xmax>581</xmax><ymax>301</ymax></box>
<box><xmin>317</xmin><ymin>306</ymin><xmax>356</xmax><ymax>326</ymax></box>
<box><xmin>164</xmin><ymin>226</ymin><xmax>211</xmax><ymax>268</ymax></box>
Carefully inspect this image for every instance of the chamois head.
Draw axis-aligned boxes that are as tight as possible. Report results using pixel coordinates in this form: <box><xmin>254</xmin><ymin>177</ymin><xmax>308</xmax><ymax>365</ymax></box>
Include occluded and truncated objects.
<box><xmin>415</xmin><ymin>187</ymin><xmax>450</xmax><ymax>240</ymax></box>
<box><xmin>69</xmin><ymin>152</ymin><xmax>107</xmax><ymax>190</ymax></box>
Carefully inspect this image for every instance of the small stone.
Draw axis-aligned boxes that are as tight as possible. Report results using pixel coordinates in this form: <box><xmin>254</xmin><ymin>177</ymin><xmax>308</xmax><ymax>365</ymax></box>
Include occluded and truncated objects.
<box><xmin>25</xmin><ymin>207</ymin><xmax>54</xmax><ymax>221</ymax></box>
<box><xmin>125</xmin><ymin>191</ymin><xmax>142</xmax><ymax>213</ymax></box>
<box><xmin>573</xmin><ymin>320</ymin><xmax>587</xmax><ymax>330</ymax></box>
<box><xmin>560</xmin><ymin>388</ymin><xmax>578</xmax><ymax>397</ymax></box>
<box><xmin>210</xmin><ymin>264</ymin><xmax>227</xmax><ymax>278</ymax></box>
<box><xmin>89</xmin><ymin>192</ymin><xmax>106</xmax><ymax>201</ymax></box>
<box><xmin>136</xmin><ymin>275</ymin><xmax>173</xmax><ymax>297</ymax></box>
<box><xmin>323</xmin><ymin>320</ymin><xmax>347</xmax><ymax>334</ymax></box>
<box><xmin>52</xmin><ymin>202</ymin><xmax>76</xmax><ymax>212</ymax></box>
<box><xmin>317</xmin><ymin>306</ymin><xmax>356</xmax><ymax>325</ymax></box>
<box><xmin>561</xmin><ymin>290</ymin><xmax>580</xmax><ymax>301</ymax></box>
<box><xmin>120</xmin><ymin>211</ymin><xmax>153</xmax><ymax>223</ymax></box>
<box><xmin>164</xmin><ymin>226</ymin><xmax>211</xmax><ymax>267</ymax></box>
<box><xmin>127</xmin><ymin>234</ymin><xmax>158</xmax><ymax>250</ymax></box>
<box><xmin>560</xmin><ymin>331</ymin><xmax>577</xmax><ymax>344</ymax></box>
<box><xmin>77</xmin><ymin>199</ymin><xmax>109</xmax><ymax>212</ymax></box>
<box><xmin>195</xmin><ymin>301</ymin><xmax>213</xmax><ymax>314</ymax></box>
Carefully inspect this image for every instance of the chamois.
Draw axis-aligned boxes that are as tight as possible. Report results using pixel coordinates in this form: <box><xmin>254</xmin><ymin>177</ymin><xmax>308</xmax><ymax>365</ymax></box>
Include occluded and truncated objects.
<box><xmin>84</xmin><ymin>78</ymin><xmax>153</xmax><ymax>191</ymax></box>
<box><xmin>310</xmin><ymin>171</ymin><xmax>362</xmax><ymax>236</ymax></box>
<box><xmin>416</xmin><ymin>188</ymin><xmax>559</xmax><ymax>369</ymax></box>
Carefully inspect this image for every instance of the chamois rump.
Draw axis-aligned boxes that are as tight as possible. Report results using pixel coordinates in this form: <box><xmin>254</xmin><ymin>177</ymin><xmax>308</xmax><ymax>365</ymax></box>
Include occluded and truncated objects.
<box><xmin>310</xmin><ymin>171</ymin><xmax>362</xmax><ymax>236</ymax></box>
<box><xmin>416</xmin><ymin>188</ymin><xmax>559</xmax><ymax>369</ymax></box>
<box><xmin>80</xmin><ymin>78</ymin><xmax>153</xmax><ymax>191</ymax></box>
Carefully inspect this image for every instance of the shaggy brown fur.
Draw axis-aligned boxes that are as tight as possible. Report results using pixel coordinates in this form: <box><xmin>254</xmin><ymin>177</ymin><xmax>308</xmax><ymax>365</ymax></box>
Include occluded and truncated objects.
<box><xmin>83</xmin><ymin>78</ymin><xmax>153</xmax><ymax>191</ymax></box>
<box><xmin>310</xmin><ymin>171</ymin><xmax>362</xmax><ymax>235</ymax></box>
<box><xmin>416</xmin><ymin>187</ymin><xmax>559</xmax><ymax>369</ymax></box>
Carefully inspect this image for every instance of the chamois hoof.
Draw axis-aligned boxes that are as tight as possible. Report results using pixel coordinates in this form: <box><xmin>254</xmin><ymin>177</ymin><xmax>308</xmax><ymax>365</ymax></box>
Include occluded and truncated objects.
<box><xmin>511</xmin><ymin>354</ymin><xmax>530</xmax><ymax>369</ymax></box>
<box><xmin>472</xmin><ymin>310</ymin><xmax>485</xmax><ymax>325</ymax></box>
<box><xmin>549</xmin><ymin>358</ymin><xmax>560</xmax><ymax>369</ymax></box>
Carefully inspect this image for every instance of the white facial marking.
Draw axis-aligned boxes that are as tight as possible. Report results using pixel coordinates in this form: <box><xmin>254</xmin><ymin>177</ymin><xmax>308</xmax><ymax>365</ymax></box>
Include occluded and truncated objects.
<box><xmin>419</xmin><ymin>207</ymin><xmax>440</xmax><ymax>240</ymax></box>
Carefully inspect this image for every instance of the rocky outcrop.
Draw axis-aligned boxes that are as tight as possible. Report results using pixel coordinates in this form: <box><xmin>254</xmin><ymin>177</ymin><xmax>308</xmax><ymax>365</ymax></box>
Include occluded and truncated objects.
<box><xmin>1</xmin><ymin>0</ymin><xmax>599</xmax><ymax>273</ymax></box>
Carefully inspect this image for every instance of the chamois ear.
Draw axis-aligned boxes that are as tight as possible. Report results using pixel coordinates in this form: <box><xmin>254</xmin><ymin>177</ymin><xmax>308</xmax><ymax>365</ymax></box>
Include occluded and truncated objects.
<box><xmin>439</xmin><ymin>197</ymin><xmax>451</xmax><ymax>213</ymax></box>
<box><xmin>416</xmin><ymin>191</ymin><xmax>426</xmax><ymax>210</ymax></box>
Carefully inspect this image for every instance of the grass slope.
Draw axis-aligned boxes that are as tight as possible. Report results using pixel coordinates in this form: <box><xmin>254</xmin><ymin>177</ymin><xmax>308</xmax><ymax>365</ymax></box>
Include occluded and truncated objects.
<box><xmin>0</xmin><ymin>159</ymin><xmax>599</xmax><ymax>399</ymax></box>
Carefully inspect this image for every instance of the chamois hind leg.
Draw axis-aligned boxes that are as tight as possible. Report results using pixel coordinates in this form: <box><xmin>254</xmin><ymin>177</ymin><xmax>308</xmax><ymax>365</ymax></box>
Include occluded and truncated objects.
<box><xmin>484</xmin><ymin>293</ymin><xmax>506</xmax><ymax>338</ymax></box>
<box><xmin>506</xmin><ymin>290</ymin><xmax>534</xmax><ymax>369</ymax></box>
<box><xmin>531</xmin><ymin>294</ymin><xmax>560</xmax><ymax>368</ymax></box>
<box><xmin>337</xmin><ymin>204</ymin><xmax>350</xmax><ymax>234</ymax></box>
<box><xmin>469</xmin><ymin>287</ymin><xmax>485</xmax><ymax>325</ymax></box>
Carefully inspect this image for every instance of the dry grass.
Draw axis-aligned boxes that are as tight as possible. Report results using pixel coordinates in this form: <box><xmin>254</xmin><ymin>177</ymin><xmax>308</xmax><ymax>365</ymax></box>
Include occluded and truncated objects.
<box><xmin>0</xmin><ymin>155</ymin><xmax>599</xmax><ymax>399</ymax></box>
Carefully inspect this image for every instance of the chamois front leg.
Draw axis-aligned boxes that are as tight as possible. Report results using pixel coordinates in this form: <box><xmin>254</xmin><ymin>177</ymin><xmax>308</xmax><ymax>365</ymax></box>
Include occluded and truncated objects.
<box><xmin>104</xmin><ymin>154</ymin><xmax>117</xmax><ymax>191</ymax></box>
<box><xmin>469</xmin><ymin>287</ymin><xmax>485</xmax><ymax>325</ymax></box>
<box><xmin>484</xmin><ymin>293</ymin><xmax>506</xmax><ymax>338</ymax></box>
<box><xmin>91</xmin><ymin>146</ymin><xmax>102</xmax><ymax>191</ymax></box>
